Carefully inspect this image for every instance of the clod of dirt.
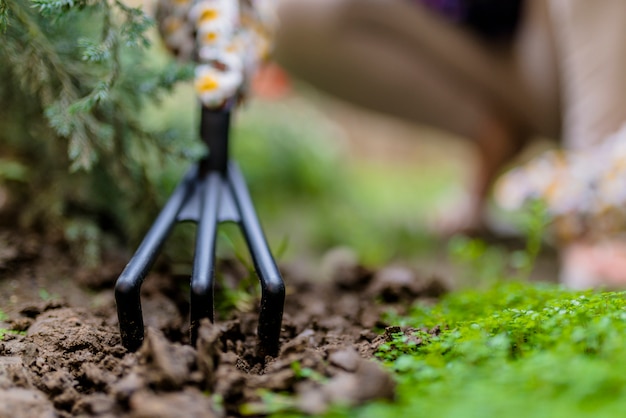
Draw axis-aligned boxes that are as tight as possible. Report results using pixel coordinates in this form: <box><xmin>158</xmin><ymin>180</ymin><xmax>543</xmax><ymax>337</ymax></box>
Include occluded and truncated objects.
<box><xmin>111</xmin><ymin>372</ymin><xmax>144</xmax><ymax>404</ymax></box>
<box><xmin>0</xmin><ymin>235</ymin><xmax>19</xmax><ymax>269</ymax></box>
<box><xmin>367</xmin><ymin>265</ymin><xmax>449</xmax><ymax>302</ymax></box>
<box><xmin>328</xmin><ymin>348</ymin><xmax>361</xmax><ymax>372</ymax></box>
<box><xmin>9</xmin><ymin>317</ymin><xmax>34</xmax><ymax>332</ymax></box>
<box><xmin>331</xmin><ymin>359</ymin><xmax>395</xmax><ymax>403</ymax></box>
<box><xmin>321</xmin><ymin>247</ymin><xmax>372</xmax><ymax>289</ymax></box>
<box><xmin>128</xmin><ymin>389</ymin><xmax>217</xmax><ymax>418</ymax></box>
<box><xmin>72</xmin><ymin>393</ymin><xmax>116</xmax><ymax>417</ymax></box>
<box><xmin>195</xmin><ymin>319</ymin><xmax>223</xmax><ymax>388</ymax></box>
<box><xmin>0</xmin><ymin>230</ymin><xmax>40</xmax><ymax>270</ymax></box>
<box><xmin>141</xmin><ymin>294</ymin><xmax>185</xmax><ymax>339</ymax></box>
<box><xmin>25</xmin><ymin>308</ymin><xmax>122</xmax><ymax>354</ymax></box>
<box><xmin>1</xmin><ymin>307</ymin><xmax>127</xmax><ymax>416</ymax></box>
<box><xmin>19</xmin><ymin>300</ymin><xmax>66</xmax><ymax>319</ymax></box>
<box><xmin>0</xmin><ymin>356</ymin><xmax>32</xmax><ymax>389</ymax></box>
<box><xmin>136</xmin><ymin>328</ymin><xmax>197</xmax><ymax>390</ymax></box>
<box><xmin>296</xmin><ymin>352</ymin><xmax>395</xmax><ymax>415</ymax></box>
<box><xmin>81</xmin><ymin>362</ymin><xmax>115</xmax><ymax>388</ymax></box>
<box><xmin>0</xmin><ymin>388</ymin><xmax>58</xmax><ymax>418</ymax></box>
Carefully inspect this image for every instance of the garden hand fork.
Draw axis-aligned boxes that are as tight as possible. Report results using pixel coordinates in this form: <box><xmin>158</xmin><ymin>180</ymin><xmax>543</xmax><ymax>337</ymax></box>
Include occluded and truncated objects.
<box><xmin>114</xmin><ymin>103</ymin><xmax>285</xmax><ymax>357</ymax></box>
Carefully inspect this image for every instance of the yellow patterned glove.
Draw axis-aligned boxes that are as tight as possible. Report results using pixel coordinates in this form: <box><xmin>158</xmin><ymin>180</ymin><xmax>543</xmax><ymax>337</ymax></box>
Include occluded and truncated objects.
<box><xmin>156</xmin><ymin>0</ymin><xmax>276</xmax><ymax>108</ymax></box>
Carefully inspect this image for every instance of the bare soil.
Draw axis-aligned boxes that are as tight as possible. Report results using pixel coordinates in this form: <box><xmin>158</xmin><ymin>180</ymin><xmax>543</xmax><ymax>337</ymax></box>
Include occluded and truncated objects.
<box><xmin>0</xmin><ymin>226</ymin><xmax>448</xmax><ymax>418</ymax></box>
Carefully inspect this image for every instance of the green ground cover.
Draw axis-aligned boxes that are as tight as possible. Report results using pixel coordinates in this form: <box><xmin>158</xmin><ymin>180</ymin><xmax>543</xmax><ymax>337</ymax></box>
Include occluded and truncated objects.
<box><xmin>272</xmin><ymin>282</ymin><xmax>626</xmax><ymax>418</ymax></box>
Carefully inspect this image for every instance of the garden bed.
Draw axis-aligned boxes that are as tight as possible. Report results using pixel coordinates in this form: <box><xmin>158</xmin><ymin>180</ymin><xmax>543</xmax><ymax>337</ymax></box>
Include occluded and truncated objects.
<box><xmin>0</xmin><ymin>226</ymin><xmax>445</xmax><ymax>417</ymax></box>
<box><xmin>2</xmin><ymin>225</ymin><xmax>626</xmax><ymax>418</ymax></box>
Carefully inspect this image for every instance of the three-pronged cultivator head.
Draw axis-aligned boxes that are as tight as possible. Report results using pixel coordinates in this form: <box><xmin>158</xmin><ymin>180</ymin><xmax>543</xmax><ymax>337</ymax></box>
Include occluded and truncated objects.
<box><xmin>114</xmin><ymin>106</ymin><xmax>285</xmax><ymax>357</ymax></box>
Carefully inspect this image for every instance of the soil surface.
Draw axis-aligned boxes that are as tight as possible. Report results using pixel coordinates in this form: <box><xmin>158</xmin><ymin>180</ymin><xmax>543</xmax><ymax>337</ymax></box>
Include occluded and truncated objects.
<box><xmin>0</xmin><ymin>227</ymin><xmax>448</xmax><ymax>418</ymax></box>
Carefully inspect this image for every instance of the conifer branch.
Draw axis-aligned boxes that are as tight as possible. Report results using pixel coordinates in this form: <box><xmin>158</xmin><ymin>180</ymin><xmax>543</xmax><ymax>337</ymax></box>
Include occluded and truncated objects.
<box><xmin>0</xmin><ymin>0</ymin><xmax>195</xmax><ymax>260</ymax></box>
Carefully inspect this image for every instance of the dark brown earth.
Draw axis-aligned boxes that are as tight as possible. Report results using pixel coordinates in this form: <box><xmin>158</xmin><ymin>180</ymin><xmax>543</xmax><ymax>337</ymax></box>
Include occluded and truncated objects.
<box><xmin>0</xmin><ymin>227</ymin><xmax>448</xmax><ymax>418</ymax></box>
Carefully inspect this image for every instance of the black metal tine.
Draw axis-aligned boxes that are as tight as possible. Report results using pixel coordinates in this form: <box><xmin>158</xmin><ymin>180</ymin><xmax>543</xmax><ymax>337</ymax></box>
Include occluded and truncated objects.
<box><xmin>115</xmin><ymin>166</ymin><xmax>198</xmax><ymax>352</ymax></box>
<box><xmin>189</xmin><ymin>171</ymin><xmax>223</xmax><ymax>345</ymax></box>
<box><xmin>227</xmin><ymin>162</ymin><xmax>285</xmax><ymax>358</ymax></box>
<box><xmin>116</xmin><ymin>104</ymin><xmax>285</xmax><ymax>358</ymax></box>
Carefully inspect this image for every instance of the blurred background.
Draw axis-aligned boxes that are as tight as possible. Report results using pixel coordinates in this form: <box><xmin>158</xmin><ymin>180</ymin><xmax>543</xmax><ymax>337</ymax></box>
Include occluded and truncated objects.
<box><xmin>0</xmin><ymin>0</ymin><xmax>545</xmax><ymax>288</ymax></box>
<box><xmin>152</xmin><ymin>75</ymin><xmax>473</xmax><ymax>259</ymax></box>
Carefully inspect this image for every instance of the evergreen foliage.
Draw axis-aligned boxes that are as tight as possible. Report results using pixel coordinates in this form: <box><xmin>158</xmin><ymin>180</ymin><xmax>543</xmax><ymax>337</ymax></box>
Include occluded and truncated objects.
<box><xmin>0</xmin><ymin>0</ymin><xmax>195</xmax><ymax>263</ymax></box>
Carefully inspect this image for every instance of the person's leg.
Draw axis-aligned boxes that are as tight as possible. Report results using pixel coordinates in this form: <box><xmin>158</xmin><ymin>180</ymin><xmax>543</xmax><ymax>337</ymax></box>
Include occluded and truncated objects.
<box><xmin>547</xmin><ymin>0</ymin><xmax>626</xmax><ymax>287</ymax></box>
<box><xmin>468</xmin><ymin>0</ymin><xmax>561</xmax><ymax>232</ymax></box>
<box><xmin>274</xmin><ymin>0</ymin><xmax>560</xmax><ymax>232</ymax></box>
<box><xmin>548</xmin><ymin>0</ymin><xmax>626</xmax><ymax>150</ymax></box>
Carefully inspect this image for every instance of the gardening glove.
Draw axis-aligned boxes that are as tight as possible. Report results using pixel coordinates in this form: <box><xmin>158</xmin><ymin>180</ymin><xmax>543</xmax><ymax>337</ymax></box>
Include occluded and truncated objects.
<box><xmin>156</xmin><ymin>0</ymin><xmax>277</xmax><ymax>108</ymax></box>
